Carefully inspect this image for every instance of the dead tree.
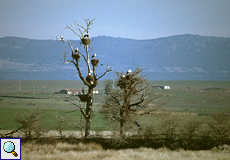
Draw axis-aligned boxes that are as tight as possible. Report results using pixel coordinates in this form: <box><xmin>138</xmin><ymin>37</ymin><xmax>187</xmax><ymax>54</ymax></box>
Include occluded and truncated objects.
<box><xmin>209</xmin><ymin>112</ymin><xmax>230</xmax><ymax>143</ymax></box>
<box><xmin>101</xmin><ymin>68</ymin><xmax>159</xmax><ymax>138</ymax></box>
<box><xmin>58</xmin><ymin>18</ymin><xmax>111</xmax><ymax>138</ymax></box>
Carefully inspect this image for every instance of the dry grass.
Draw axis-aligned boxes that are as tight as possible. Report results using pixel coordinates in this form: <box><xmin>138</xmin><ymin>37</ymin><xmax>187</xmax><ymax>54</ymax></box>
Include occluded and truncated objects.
<box><xmin>21</xmin><ymin>142</ymin><xmax>230</xmax><ymax>160</ymax></box>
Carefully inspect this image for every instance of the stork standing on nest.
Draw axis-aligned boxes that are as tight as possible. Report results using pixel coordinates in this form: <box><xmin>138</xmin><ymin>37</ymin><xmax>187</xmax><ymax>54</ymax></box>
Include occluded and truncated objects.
<box><xmin>126</xmin><ymin>69</ymin><xmax>132</xmax><ymax>74</ymax></box>
<box><xmin>92</xmin><ymin>53</ymin><xmax>97</xmax><ymax>58</ymax></box>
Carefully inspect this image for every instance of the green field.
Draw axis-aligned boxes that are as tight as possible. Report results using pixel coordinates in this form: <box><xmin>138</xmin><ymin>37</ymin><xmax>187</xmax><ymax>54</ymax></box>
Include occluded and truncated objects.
<box><xmin>0</xmin><ymin>80</ymin><xmax>230</xmax><ymax>131</ymax></box>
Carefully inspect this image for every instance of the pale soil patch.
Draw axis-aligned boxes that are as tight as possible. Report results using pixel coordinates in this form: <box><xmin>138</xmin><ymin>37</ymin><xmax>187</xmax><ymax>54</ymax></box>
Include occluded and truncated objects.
<box><xmin>44</xmin><ymin>130</ymin><xmax>114</xmax><ymax>138</ymax></box>
<box><xmin>0</xmin><ymin>130</ymin><xmax>132</xmax><ymax>138</ymax></box>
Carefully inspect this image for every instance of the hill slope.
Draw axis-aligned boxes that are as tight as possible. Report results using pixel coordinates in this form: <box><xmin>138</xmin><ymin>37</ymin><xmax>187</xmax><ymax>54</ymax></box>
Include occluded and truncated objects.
<box><xmin>0</xmin><ymin>35</ymin><xmax>229</xmax><ymax>80</ymax></box>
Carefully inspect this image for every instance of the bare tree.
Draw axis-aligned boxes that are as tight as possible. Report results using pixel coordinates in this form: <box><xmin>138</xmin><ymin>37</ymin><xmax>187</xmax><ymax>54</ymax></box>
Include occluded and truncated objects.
<box><xmin>209</xmin><ymin>112</ymin><xmax>230</xmax><ymax>143</ymax></box>
<box><xmin>14</xmin><ymin>108</ymin><xmax>46</xmax><ymax>138</ymax></box>
<box><xmin>101</xmin><ymin>68</ymin><xmax>159</xmax><ymax>138</ymax></box>
<box><xmin>57</xmin><ymin>18</ymin><xmax>111</xmax><ymax>138</ymax></box>
<box><xmin>180</xmin><ymin>118</ymin><xmax>201</xmax><ymax>141</ymax></box>
<box><xmin>161</xmin><ymin>116</ymin><xmax>178</xmax><ymax>140</ymax></box>
<box><xmin>54</xmin><ymin>112</ymin><xmax>70</xmax><ymax>139</ymax></box>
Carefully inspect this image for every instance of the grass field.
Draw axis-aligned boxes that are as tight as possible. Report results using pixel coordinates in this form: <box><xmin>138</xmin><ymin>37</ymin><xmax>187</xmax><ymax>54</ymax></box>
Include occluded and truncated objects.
<box><xmin>21</xmin><ymin>142</ymin><xmax>230</xmax><ymax>160</ymax></box>
<box><xmin>1</xmin><ymin>80</ymin><xmax>230</xmax><ymax>159</ymax></box>
<box><xmin>0</xmin><ymin>80</ymin><xmax>230</xmax><ymax>131</ymax></box>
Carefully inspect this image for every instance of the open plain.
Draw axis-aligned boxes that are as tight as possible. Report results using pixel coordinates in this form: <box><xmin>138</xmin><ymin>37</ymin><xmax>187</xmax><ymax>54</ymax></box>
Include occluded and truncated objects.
<box><xmin>1</xmin><ymin>80</ymin><xmax>230</xmax><ymax>159</ymax></box>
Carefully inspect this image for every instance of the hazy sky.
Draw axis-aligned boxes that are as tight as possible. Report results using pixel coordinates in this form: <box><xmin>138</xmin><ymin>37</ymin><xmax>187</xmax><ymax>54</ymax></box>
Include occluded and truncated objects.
<box><xmin>0</xmin><ymin>0</ymin><xmax>230</xmax><ymax>40</ymax></box>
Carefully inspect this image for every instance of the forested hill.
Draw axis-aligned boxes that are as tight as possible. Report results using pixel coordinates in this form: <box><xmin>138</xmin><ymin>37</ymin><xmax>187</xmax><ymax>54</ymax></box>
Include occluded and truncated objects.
<box><xmin>0</xmin><ymin>34</ymin><xmax>230</xmax><ymax>81</ymax></box>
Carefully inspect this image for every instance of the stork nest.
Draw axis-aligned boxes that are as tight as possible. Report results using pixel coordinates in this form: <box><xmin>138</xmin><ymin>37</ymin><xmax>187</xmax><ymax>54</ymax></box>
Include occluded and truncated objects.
<box><xmin>91</xmin><ymin>59</ymin><xmax>99</xmax><ymax>66</ymax></box>
<box><xmin>81</xmin><ymin>38</ymin><xmax>90</xmax><ymax>46</ymax></box>
<box><xmin>78</xmin><ymin>94</ymin><xmax>88</xmax><ymax>102</ymax></box>
<box><xmin>72</xmin><ymin>54</ymin><xmax>81</xmax><ymax>61</ymax></box>
<box><xmin>86</xmin><ymin>75</ymin><xmax>94</xmax><ymax>83</ymax></box>
<box><xmin>117</xmin><ymin>76</ymin><xmax>133</xmax><ymax>89</ymax></box>
<box><xmin>117</xmin><ymin>80</ymin><xmax>131</xmax><ymax>89</ymax></box>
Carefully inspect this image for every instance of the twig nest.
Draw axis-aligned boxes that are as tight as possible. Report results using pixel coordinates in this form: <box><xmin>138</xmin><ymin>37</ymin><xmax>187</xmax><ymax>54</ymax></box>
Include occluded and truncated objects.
<box><xmin>72</xmin><ymin>54</ymin><xmax>81</xmax><ymax>61</ymax></box>
<box><xmin>91</xmin><ymin>59</ymin><xmax>99</xmax><ymax>66</ymax></box>
<box><xmin>117</xmin><ymin>76</ymin><xmax>132</xmax><ymax>89</ymax></box>
<box><xmin>78</xmin><ymin>94</ymin><xmax>88</xmax><ymax>102</ymax></box>
<box><xmin>125</xmin><ymin>74</ymin><xmax>132</xmax><ymax>80</ymax></box>
<box><xmin>117</xmin><ymin>79</ymin><xmax>126</xmax><ymax>89</ymax></box>
<box><xmin>86</xmin><ymin>75</ymin><xmax>94</xmax><ymax>83</ymax></box>
<box><xmin>81</xmin><ymin>38</ymin><xmax>90</xmax><ymax>46</ymax></box>
<box><xmin>74</xmin><ymin>48</ymin><xmax>79</xmax><ymax>53</ymax></box>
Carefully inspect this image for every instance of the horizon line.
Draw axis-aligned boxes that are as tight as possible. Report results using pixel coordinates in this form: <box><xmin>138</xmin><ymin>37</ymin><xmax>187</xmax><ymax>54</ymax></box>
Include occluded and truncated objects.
<box><xmin>1</xmin><ymin>34</ymin><xmax>230</xmax><ymax>41</ymax></box>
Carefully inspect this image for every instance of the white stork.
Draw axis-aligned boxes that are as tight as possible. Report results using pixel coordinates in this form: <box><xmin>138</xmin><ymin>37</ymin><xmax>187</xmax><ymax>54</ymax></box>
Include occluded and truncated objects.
<box><xmin>74</xmin><ymin>48</ymin><xmax>79</xmax><ymax>53</ymax></box>
<box><xmin>92</xmin><ymin>53</ymin><xmax>97</xmax><ymax>58</ymax></box>
<box><xmin>126</xmin><ymin>69</ymin><xmax>132</xmax><ymax>74</ymax></box>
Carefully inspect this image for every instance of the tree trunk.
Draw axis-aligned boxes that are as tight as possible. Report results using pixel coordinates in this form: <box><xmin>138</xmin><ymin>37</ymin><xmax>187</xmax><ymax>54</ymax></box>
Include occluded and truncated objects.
<box><xmin>85</xmin><ymin>87</ymin><xmax>94</xmax><ymax>138</ymax></box>
<box><xmin>119</xmin><ymin>95</ymin><xmax>130</xmax><ymax>138</ymax></box>
<box><xmin>120</xmin><ymin>109</ymin><xmax>125</xmax><ymax>138</ymax></box>
<box><xmin>85</xmin><ymin>116</ymin><xmax>91</xmax><ymax>138</ymax></box>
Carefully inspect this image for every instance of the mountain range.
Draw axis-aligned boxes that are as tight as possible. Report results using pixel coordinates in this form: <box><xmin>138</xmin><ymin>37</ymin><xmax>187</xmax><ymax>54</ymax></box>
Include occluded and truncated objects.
<box><xmin>0</xmin><ymin>34</ymin><xmax>230</xmax><ymax>81</ymax></box>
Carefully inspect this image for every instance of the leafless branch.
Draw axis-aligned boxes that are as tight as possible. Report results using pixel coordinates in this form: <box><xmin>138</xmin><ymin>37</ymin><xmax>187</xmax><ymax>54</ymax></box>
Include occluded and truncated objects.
<box><xmin>97</xmin><ymin>68</ymin><xmax>112</xmax><ymax>80</ymax></box>
<box><xmin>84</xmin><ymin>18</ymin><xmax>95</xmax><ymax>33</ymax></box>
<box><xmin>73</xmin><ymin>61</ymin><xmax>90</xmax><ymax>86</ymax></box>
<box><xmin>129</xmin><ymin>95</ymin><xmax>145</xmax><ymax>109</ymax></box>
<box><xmin>93</xmin><ymin>66</ymin><xmax>97</xmax><ymax>82</ymax></box>
<box><xmin>62</xmin><ymin>51</ymin><xmax>68</xmax><ymax>63</ymax></box>
<box><xmin>77</xmin><ymin>51</ymin><xmax>87</xmax><ymax>63</ymax></box>
<box><xmin>110</xmin><ymin>92</ymin><xmax>122</xmax><ymax>107</ymax></box>
<box><xmin>63</xmin><ymin>109</ymin><xmax>79</xmax><ymax>115</ymax></box>
<box><xmin>79</xmin><ymin>28</ymin><xmax>83</xmax><ymax>37</ymax></box>
<box><xmin>85</xmin><ymin>47</ymin><xmax>92</xmax><ymax>75</ymax></box>
<box><xmin>65</xmin><ymin>26</ymin><xmax>81</xmax><ymax>37</ymax></box>
<box><xmin>56</xmin><ymin>36</ymin><xmax>74</xmax><ymax>54</ymax></box>
<box><xmin>62</xmin><ymin>51</ymin><xmax>90</xmax><ymax>86</ymax></box>
<box><xmin>65</xmin><ymin>100</ymin><xmax>87</xmax><ymax>119</ymax></box>
<box><xmin>1</xmin><ymin>127</ymin><xmax>23</xmax><ymax>137</ymax></box>
<box><xmin>76</xmin><ymin>23</ymin><xmax>87</xmax><ymax>33</ymax></box>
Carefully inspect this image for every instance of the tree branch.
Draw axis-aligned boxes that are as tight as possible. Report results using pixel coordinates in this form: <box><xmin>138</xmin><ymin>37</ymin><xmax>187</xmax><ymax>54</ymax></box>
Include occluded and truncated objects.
<box><xmin>62</xmin><ymin>109</ymin><xmax>79</xmax><ymax>115</ymax></box>
<box><xmin>62</xmin><ymin>56</ymin><xmax>90</xmax><ymax>86</ymax></box>
<box><xmin>65</xmin><ymin>26</ymin><xmax>82</xmax><ymax>38</ymax></box>
<box><xmin>56</xmin><ymin>36</ymin><xmax>74</xmax><ymax>54</ymax></box>
<box><xmin>85</xmin><ymin>46</ymin><xmax>92</xmax><ymax>75</ymax></box>
<box><xmin>129</xmin><ymin>95</ymin><xmax>145</xmax><ymax>109</ymax></box>
<box><xmin>92</xmin><ymin>66</ymin><xmax>97</xmax><ymax>80</ymax></box>
<box><xmin>77</xmin><ymin>51</ymin><xmax>87</xmax><ymax>64</ymax></box>
<box><xmin>76</xmin><ymin>23</ymin><xmax>87</xmax><ymax>34</ymax></box>
<box><xmin>79</xmin><ymin>28</ymin><xmax>83</xmax><ymax>37</ymax></box>
<box><xmin>73</xmin><ymin>61</ymin><xmax>91</xmax><ymax>86</ymax></box>
<box><xmin>97</xmin><ymin>68</ymin><xmax>112</xmax><ymax>80</ymax></box>
<box><xmin>84</xmin><ymin>18</ymin><xmax>95</xmax><ymax>33</ymax></box>
<box><xmin>110</xmin><ymin>92</ymin><xmax>122</xmax><ymax>107</ymax></box>
<box><xmin>1</xmin><ymin>127</ymin><xmax>23</xmax><ymax>137</ymax></box>
<box><xmin>65</xmin><ymin>100</ymin><xmax>87</xmax><ymax>119</ymax></box>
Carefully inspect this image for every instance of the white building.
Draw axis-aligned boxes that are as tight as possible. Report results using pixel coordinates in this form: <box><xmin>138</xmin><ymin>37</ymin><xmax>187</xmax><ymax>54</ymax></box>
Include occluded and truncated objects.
<box><xmin>66</xmin><ymin>89</ymin><xmax>99</xmax><ymax>95</ymax></box>
<box><xmin>164</xmin><ymin>86</ymin><xmax>171</xmax><ymax>90</ymax></box>
<box><xmin>152</xmin><ymin>86</ymin><xmax>171</xmax><ymax>90</ymax></box>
